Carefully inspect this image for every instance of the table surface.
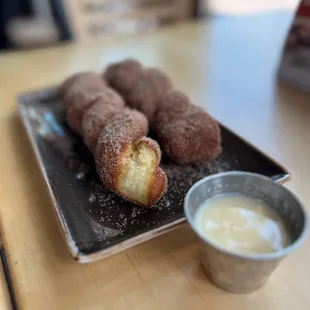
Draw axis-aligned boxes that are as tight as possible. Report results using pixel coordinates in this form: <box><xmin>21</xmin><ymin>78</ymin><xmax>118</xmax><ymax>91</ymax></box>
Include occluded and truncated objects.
<box><xmin>1</xmin><ymin>11</ymin><xmax>310</xmax><ymax>310</ymax></box>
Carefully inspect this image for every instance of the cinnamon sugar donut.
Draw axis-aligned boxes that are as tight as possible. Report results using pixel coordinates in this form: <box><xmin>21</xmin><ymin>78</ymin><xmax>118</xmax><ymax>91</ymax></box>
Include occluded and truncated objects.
<box><xmin>126</xmin><ymin>68</ymin><xmax>173</xmax><ymax>123</ymax></box>
<box><xmin>66</xmin><ymin>86</ymin><xmax>123</xmax><ymax>135</ymax></box>
<box><xmin>95</xmin><ymin>109</ymin><xmax>148</xmax><ymax>189</ymax></box>
<box><xmin>95</xmin><ymin>109</ymin><xmax>166</xmax><ymax>206</ymax></box>
<box><xmin>62</xmin><ymin>72</ymin><xmax>106</xmax><ymax>112</ymax></box>
<box><xmin>157</xmin><ymin>106</ymin><xmax>222</xmax><ymax>165</ymax></box>
<box><xmin>66</xmin><ymin>92</ymin><xmax>101</xmax><ymax>134</ymax></box>
<box><xmin>154</xmin><ymin>90</ymin><xmax>191</xmax><ymax>129</ymax></box>
<box><xmin>81</xmin><ymin>92</ymin><xmax>125</xmax><ymax>151</ymax></box>
<box><xmin>60</xmin><ymin>71</ymin><xmax>94</xmax><ymax>99</ymax></box>
<box><xmin>61</xmin><ymin>70</ymin><xmax>168</xmax><ymax>207</ymax></box>
<box><xmin>104</xmin><ymin>60</ymin><xmax>222</xmax><ymax>165</ymax></box>
<box><xmin>104</xmin><ymin>59</ymin><xmax>143</xmax><ymax>95</ymax></box>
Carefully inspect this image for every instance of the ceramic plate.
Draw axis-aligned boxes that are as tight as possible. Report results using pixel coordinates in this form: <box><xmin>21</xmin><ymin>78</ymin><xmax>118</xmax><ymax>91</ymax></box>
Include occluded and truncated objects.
<box><xmin>18</xmin><ymin>87</ymin><xmax>290</xmax><ymax>263</ymax></box>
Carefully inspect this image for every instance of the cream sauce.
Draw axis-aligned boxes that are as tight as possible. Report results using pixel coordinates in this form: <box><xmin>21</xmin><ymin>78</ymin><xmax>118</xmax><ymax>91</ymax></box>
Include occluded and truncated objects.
<box><xmin>194</xmin><ymin>193</ymin><xmax>290</xmax><ymax>254</ymax></box>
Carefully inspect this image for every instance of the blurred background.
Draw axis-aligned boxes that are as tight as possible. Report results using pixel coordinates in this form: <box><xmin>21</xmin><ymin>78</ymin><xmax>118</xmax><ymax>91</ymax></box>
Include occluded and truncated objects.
<box><xmin>0</xmin><ymin>0</ymin><xmax>299</xmax><ymax>50</ymax></box>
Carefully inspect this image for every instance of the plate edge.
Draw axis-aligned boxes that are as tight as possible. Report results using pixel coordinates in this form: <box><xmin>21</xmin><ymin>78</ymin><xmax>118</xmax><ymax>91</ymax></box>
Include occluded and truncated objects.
<box><xmin>76</xmin><ymin>219</ymin><xmax>186</xmax><ymax>263</ymax></box>
<box><xmin>18</xmin><ymin>102</ymin><xmax>80</xmax><ymax>260</ymax></box>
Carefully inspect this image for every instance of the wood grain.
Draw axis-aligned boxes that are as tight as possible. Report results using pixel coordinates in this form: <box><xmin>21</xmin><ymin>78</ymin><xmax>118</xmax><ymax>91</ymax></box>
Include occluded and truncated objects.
<box><xmin>1</xmin><ymin>13</ymin><xmax>310</xmax><ymax>309</ymax></box>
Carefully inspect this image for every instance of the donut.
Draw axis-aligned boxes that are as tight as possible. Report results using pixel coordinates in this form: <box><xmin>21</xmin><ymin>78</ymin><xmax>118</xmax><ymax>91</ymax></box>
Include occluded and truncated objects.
<box><xmin>126</xmin><ymin>68</ymin><xmax>173</xmax><ymax>123</ymax></box>
<box><xmin>66</xmin><ymin>93</ymin><xmax>100</xmax><ymax>134</ymax></box>
<box><xmin>103</xmin><ymin>60</ymin><xmax>222</xmax><ymax>165</ymax></box>
<box><xmin>66</xmin><ymin>85</ymin><xmax>122</xmax><ymax>135</ymax></box>
<box><xmin>60</xmin><ymin>71</ymin><xmax>94</xmax><ymax>99</ymax></box>
<box><xmin>62</xmin><ymin>72</ymin><xmax>106</xmax><ymax>112</ymax></box>
<box><xmin>104</xmin><ymin>59</ymin><xmax>143</xmax><ymax>95</ymax></box>
<box><xmin>157</xmin><ymin>106</ymin><xmax>222</xmax><ymax>165</ymax></box>
<box><xmin>95</xmin><ymin>109</ymin><xmax>166</xmax><ymax>206</ymax></box>
<box><xmin>95</xmin><ymin>108</ymin><xmax>148</xmax><ymax>189</ymax></box>
<box><xmin>154</xmin><ymin>90</ymin><xmax>191</xmax><ymax>129</ymax></box>
<box><xmin>61</xmin><ymin>71</ymin><xmax>168</xmax><ymax>207</ymax></box>
<box><xmin>81</xmin><ymin>91</ymin><xmax>125</xmax><ymax>151</ymax></box>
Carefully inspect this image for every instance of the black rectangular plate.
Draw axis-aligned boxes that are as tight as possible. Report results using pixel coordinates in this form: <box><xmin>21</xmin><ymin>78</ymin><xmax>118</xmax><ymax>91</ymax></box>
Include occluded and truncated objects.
<box><xmin>18</xmin><ymin>87</ymin><xmax>290</xmax><ymax>263</ymax></box>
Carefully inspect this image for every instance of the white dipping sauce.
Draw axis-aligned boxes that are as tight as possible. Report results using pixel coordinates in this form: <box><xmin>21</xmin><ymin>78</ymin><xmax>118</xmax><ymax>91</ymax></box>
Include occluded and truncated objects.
<box><xmin>193</xmin><ymin>193</ymin><xmax>290</xmax><ymax>254</ymax></box>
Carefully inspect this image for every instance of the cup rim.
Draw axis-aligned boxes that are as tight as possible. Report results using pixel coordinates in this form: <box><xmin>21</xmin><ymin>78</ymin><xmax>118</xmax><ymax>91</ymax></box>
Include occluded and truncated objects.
<box><xmin>184</xmin><ymin>171</ymin><xmax>309</xmax><ymax>261</ymax></box>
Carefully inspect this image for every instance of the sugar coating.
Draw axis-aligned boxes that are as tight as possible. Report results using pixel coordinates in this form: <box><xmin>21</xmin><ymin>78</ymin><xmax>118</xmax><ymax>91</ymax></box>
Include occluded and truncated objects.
<box><xmin>66</xmin><ymin>92</ymin><xmax>102</xmax><ymax>134</ymax></box>
<box><xmin>154</xmin><ymin>90</ymin><xmax>191</xmax><ymax>129</ymax></box>
<box><xmin>62</xmin><ymin>72</ymin><xmax>106</xmax><ymax>111</ymax></box>
<box><xmin>104</xmin><ymin>59</ymin><xmax>143</xmax><ymax>95</ymax></box>
<box><xmin>126</xmin><ymin>68</ymin><xmax>173</xmax><ymax>123</ymax></box>
<box><xmin>60</xmin><ymin>71</ymin><xmax>94</xmax><ymax>98</ymax></box>
<box><xmin>95</xmin><ymin>109</ymin><xmax>148</xmax><ymax>189</ymax></box>
<box><xmin>82</xmin><ymin>91</ymin><xmax>125</xmax><ymax>151</ymax></box>
<box><xmin>157</xmin><ymin>106</ymin><xmax>222</xmax><ymax>165</ymax></box>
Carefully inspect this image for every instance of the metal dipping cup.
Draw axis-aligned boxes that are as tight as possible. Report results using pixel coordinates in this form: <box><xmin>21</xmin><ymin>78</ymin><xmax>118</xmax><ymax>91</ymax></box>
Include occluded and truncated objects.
<box><xmin>184</xmin><ymin>171</ymin><xmax>309</xmax><ymax>293</ymax></box>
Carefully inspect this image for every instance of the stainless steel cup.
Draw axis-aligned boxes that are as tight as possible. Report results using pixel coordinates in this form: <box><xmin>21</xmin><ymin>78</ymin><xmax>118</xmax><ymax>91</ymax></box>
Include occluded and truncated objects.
<box><xmin>184</xmin><ymin>171</ymin><xmax>309</xmax><ymax>293</ymax></box>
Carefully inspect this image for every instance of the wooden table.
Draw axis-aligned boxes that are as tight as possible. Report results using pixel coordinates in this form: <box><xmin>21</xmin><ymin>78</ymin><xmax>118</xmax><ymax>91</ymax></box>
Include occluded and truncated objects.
<box><xmin>1</xmin><ymin>11</ymin><xmax>310</xmax><ymax>310</ymax></box>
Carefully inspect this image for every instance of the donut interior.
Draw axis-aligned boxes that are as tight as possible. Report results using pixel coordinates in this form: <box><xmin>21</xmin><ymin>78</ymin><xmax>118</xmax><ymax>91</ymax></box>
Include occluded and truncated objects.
<box><xmin>118</xmin><ymin>140</ymin><xmax>157</xmax><ymax>205</ymax></box>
